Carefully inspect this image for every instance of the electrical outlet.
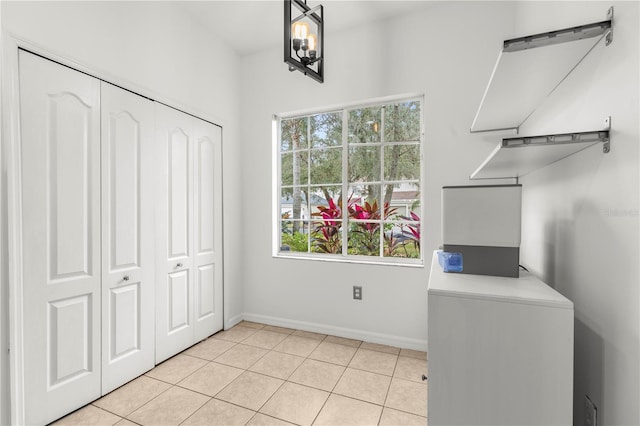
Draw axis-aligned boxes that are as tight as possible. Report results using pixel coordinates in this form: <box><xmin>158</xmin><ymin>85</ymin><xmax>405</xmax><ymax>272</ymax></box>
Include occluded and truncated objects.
<box><xmin>353</xmin><ymin>286</ymin><xmax>362</xmax><ymax>300</ymax></box>
<box><xmin>585</xmin><ymin>395</ymin><xmax>597</xmax><ymax>426</ymax></box>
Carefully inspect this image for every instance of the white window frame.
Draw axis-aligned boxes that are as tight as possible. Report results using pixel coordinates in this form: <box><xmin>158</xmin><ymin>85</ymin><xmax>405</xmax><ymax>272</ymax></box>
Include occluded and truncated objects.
<box><xmin>273</xmin><ymin>94</ymin><xmax>424</xmax><ymax>267</ymax></box>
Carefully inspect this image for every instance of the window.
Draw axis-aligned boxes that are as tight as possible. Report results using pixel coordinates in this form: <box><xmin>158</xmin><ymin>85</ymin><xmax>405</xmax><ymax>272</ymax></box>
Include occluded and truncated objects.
<box><xmin>276</xmin><ymin>95</ymin><xmax>423</xmax><ymax>264</ymax></box>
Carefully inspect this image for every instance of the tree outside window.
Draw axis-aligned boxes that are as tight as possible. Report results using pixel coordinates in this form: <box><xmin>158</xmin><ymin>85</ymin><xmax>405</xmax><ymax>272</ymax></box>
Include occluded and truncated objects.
<box><xmin>278</xmin><ymin>96</ymin><xmax>422</xmax><ymax>264</ymax></box>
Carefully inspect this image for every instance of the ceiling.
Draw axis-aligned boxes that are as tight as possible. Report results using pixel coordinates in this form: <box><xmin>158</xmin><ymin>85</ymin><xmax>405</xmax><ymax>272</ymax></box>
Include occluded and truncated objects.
<box><xmin>179</xmin><ymin>0</ymin><xmax>433</xmax><ymax>56</ymax></box>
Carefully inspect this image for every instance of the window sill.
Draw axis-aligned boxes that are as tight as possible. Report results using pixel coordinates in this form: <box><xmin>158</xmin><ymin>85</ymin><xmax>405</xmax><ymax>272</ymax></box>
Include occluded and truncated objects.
<box><xmin>273</xmin><ymin>252</ymin><xmax>424</xmax><ymax>268</ymax></box>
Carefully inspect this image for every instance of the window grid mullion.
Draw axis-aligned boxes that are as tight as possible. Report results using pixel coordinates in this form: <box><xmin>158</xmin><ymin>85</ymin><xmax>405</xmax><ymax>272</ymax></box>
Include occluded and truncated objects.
<box><xmin>277</xmin><ymin>97</ymin><xmax>423</xmax><ymax>263</ymax></box>
<box><xmin>277</xmin><ymin>118</ymin><xmax>283</xmax><ymax>251</ymax></box>
<box><xmin>379</xmin><ymin>106</ymin><xmax>386</xmax><ymax>257</ymax></box>
<box><xmin>306</xmin><ymin>116</ymin><xmax>312</xmax><ymax>253</ymax></box>
<box><xmin>341</xmin><ymin>109</ymin><xmax>349</xmax><ymax>257</ymax></box>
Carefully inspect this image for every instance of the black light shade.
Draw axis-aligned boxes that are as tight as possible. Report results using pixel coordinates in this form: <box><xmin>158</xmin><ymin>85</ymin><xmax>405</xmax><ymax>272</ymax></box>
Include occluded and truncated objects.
<box><xmin>284</xmin><ymin>0</ymin><xmax>324</xmax><ymax>83</ymax></box>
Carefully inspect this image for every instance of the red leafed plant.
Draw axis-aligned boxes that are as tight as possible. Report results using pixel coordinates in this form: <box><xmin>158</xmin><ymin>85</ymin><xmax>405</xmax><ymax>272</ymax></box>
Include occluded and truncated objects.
<box><xmin>312</xmin><ymin>196</ymin><xmax>418</xmax><ymax>257</ymax></box>
<box><xmin>400</xmin><ymin>211</ymin><xmax>421</xmax><ymax>249</ymax></box>
<box><xmin>348</xmin><ymin>200</ymin><xmax>397</xmax><ymax>255</ymax></box>
<box><xmin>311</xmin><ymin>197</ymin><xmax>343</xmax><ymax>253</ymax></box>
<box><xmin>316</xmin><ymin>197</ymin><xmax>341</xmax><ymax>226</ymax></box>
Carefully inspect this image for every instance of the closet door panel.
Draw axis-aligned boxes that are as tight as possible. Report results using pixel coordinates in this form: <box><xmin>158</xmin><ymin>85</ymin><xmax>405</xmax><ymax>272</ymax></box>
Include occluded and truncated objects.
<box><xmin>193</xmin><ymin>120</ymin><xmax>223</xmax><ymax>341</ymax></box>
<box><xmin>168</xmin><ymin>270</ymin><xmax>190</xmax><ymax>330</ymax></box>
<box><xmin>109</xmin><ymin>111</ymin><xmax>138</xmax><ymax>267</ymax></box>
<box><xmin>196</xmin><ymin>264</ymin><xmax>215</xmax><ymax>319</ymax></box>
<box><xmin>169</xmin><ymin>130</ymin><xmax>190</xmax><ymax>259</ymax></box>
<box><xmin>48</xmin><ymin>295</ymin><xmax>93</xmax><ymax>383</ymax></box>
<box><xmin>101</xmin><ymin>82</ymin><xmax>155</xmax><ymax>394</ymax></box>
<box><xmin>48</xmin><ymin>94</ymin><xmax>93</xmax><ymax>278</ymax></box>
<box><xmin>109</xmin><ymin>283</ymin><xmax>140</xmax><ymax>356</ymax></box>
<box><xmin>19</xmin><ymin>50</ymin><xmax>101</xmax><ymax>426</ymax></box>
<box><xmin>155</xmin><ymin>104</ymin><xmax>195</xmax><ymax>363</ymax></box>
<box><xmin>197</xmin><ymin>138</ymin><xmax>215</xmax><ymax>254</ymax></box>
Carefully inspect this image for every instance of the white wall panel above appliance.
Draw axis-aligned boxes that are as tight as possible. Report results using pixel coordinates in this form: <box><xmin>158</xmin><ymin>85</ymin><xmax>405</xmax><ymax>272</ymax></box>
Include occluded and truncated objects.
<box><xmin>442</xmin><ymin>184</ymin><xmax>522</xmax><ymax>248</ymax></box>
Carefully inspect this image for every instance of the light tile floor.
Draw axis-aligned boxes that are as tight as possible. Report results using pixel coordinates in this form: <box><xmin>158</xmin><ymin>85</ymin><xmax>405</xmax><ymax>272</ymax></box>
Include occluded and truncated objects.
<box><xmin>53</xmin><ymin>322</ymin><xmax>428</xmax><ymax>426</ymax></box>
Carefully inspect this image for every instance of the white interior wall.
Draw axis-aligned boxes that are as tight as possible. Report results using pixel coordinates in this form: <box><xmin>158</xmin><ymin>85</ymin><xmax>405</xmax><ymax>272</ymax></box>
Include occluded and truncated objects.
<box><xmin>1</xmin><ymin>0</ymin><xmax>245</xmax><ymax>326</ymax></box>
<box><xmin>2</xmin><ymin>1</ymin><xmax>635</xmax><ymax>424</ymax></box>
<box><xmin>239</xmin><ymin>1</ymin><xmax>516</xmax><ymax>349</ymax></box>
<box><xmin>0</xmin><ymin>2</ymin><xmax>244</xmax><ymax>422</ymax></box>
<box><xmin>0</xmin><ymin>2</ymin><xmax>8</xmax><ymax>423</ymax></box>
<box><xmin>515</xmin><ymin>2</ymin><xmax>639</xmax><ymax>425</ymax></box>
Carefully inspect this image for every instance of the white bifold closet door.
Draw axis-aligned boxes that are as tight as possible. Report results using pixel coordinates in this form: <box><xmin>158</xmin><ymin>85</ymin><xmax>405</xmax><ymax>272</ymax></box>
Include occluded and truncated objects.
<box><xmin>19</xmin><ymin>51</ymin><xmax>102</xmax><ymax>425</ymax></box>
<box><xmin>19</xmin><ymin>51</ymin><xmax>156</xmax><ymax>424</ymax></box>
<box><xmin>100</xmin><ymin>82</ymin><xmax>155</xmax><ymax>394</ymax></box>
<box><xmin>155</xmin><ymin>103</ymin><xmax>223</xmax><ymax>364</ymax></box>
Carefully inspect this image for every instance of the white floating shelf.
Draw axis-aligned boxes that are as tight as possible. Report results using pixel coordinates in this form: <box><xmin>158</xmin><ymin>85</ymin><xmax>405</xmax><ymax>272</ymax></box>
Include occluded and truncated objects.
<box><xmin>470</xmin><ymin>130</ymin><xmax>610</xmax><ymax>180</ymax></box>
<box><xmin>470</xmin><ymin>16</ymin><xmax>612</xmax><ymax>133</ymax></box>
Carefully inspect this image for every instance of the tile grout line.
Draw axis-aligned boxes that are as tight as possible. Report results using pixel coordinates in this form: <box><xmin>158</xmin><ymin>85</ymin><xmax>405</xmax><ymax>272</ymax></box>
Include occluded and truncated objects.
<box><xmin>126</xmin><ymin>382</ymin><xmax>211</xmax><ymax>426</ymax></box>
<box><xmin>126</xmin><ymin>345</ymin><xmax>228</xmax><ymax>424</ymax></box>
<box><xmin>205</xmin><ymin>328</ymin><xmax>321</xmax><ymax>424</ymax></box>
<box><xmin>258</xmin><ymin>330</ymin><xmax>329</xmax><ymax>424</ymax></box>
<box><xmin>252</xmin><ymin>328</ymin><xmax>336</xmax><ymax>425</ymax></box>
<box><xmin>175</xmin><ymin>394</ymin><xmax>213</xmax><ymax>426</ymax></box>
<box><xmin>382</xmin><ymin>351</ymin><xmax>402</xmax><ymax>409</ymax></box>
<box><xmin>211</xmin><ymin>329</ymin><xmax>292</xmax><ymax>424</ymax></box>
<box><xmin>247</xmin><ymin>375</ymin><xmax>289</xmax><ymax>423</ymax></box>
<box><xmin>62</xmin><ymin>322</ymin><xmax>427</xmax><ymax>425</ymax></box>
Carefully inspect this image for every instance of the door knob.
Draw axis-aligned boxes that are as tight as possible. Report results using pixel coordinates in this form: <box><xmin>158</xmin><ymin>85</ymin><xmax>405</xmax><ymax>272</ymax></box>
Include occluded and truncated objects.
<box><xmin>176</xmin><ymin>262</ymin><xmax>183</xmax><ymax>268</ymax></box>
<box><xmin>123</xmin><ymin>275</ymin><xmax>130</xmax><ymax>281</ymax></box>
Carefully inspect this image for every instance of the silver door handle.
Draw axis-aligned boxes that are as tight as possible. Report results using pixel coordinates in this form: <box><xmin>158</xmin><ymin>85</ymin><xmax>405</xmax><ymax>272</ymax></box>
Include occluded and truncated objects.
<box><xmin>176</xmin><ymin>262</ymin><xmax>183</xmax><ymax>268</ymax></box>
<box><xmin>123</xmin><ymin>275</ymin><xmax>130</xmax><ymax>281</ymax></box>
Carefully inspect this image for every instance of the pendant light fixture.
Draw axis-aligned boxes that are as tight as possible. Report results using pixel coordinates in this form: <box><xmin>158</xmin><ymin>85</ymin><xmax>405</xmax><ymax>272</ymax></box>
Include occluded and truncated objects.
<box><xmin>284</xmin><ymin>0</ymin><xmax>324</xmax><ymax>83</ymax></box>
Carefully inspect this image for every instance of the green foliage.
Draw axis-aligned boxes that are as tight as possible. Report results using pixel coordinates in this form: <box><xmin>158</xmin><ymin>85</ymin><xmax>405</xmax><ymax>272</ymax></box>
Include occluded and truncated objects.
<box><xmin>348</xmin><ymin>102</ymin><xmax>421</xmax><ymax>187</ymax></box>
<box><xmin>286</xmin><ymin>196</ymin><xmax>422</xmax><ymax>259</ymax></box>
<box><xmin>311</xmin><ymin>113</ymin><xmax>342</xmax><ymax>148</ymax></box>
<box><xmin>383</xmin><ymin>230</ymin><xmax>403</xmax><ymax>257</ymax></box>
<box><xmin>347</xmin><ymin>227</ymin><xmax>380</xmax><ymax>256</ymax></box>
<box><xmin>390</xmin><ymin>240</ymin><xmax>420</xmax><ymax>259</ymax></box>
<box><xmin>348</xmin><ymin>107</ymin><xmax>382</xmax><ymax>143</ymax></box>
<box><xmin>311</xmin><ymin>225</ymin><xmax>341</xmax><ymax>253</ymax></box>
<box><xmin>310</xmin><ymin>147</ymin><xmax>342</xmax><ymax>185</ymax></box>
<box><xmin>280</xmin><ymin>117</ymin><xmax>308</xmax><ymax>151</ymax></box>
<box><xmin>348</xmin><ymin>145</ymin><xmax>380</xmax><ymax>183</ymax></box>
<box><xmin>280</xmin><ymin>231</ymin><xmax>308</xmax><ymax>252</ymax></box>
<box><xmin>347</xmin><ymin>200</ymin><xmax>397</xmax><ymax>256</ymax></box>
<box><xmin>279</xmin><ymin>99</ymin><xmax>422</xmax><ymax>259</ymax></box>
<box><xmin>385</xmin><ymin>101</ymin><xmax>421</xmax><ymax>142</ymax></box>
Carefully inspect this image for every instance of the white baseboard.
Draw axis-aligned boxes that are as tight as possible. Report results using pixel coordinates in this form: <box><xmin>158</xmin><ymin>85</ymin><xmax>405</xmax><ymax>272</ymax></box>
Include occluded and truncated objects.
<box><xmin>225</xmin><ymin>313</ymin><xmax>244</xmax><ymax>330</ymax></box>
<box><xmin>241</xmin><ymin>313</ymin><xmax>427</xmax><ymax>352</ymax></box>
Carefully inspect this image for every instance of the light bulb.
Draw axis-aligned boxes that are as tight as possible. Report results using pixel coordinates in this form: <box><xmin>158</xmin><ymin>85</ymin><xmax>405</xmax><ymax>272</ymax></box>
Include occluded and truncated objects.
<box><xmin>308</xmin><ymin>33</ymin><xmax>317</xmax><ymax>51</ymax></box>
<box><xmin>292</xmin><ymin>21</ymin><xmax>309</xmax><ymax>40</ymax></box>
